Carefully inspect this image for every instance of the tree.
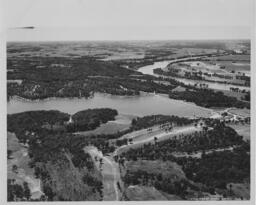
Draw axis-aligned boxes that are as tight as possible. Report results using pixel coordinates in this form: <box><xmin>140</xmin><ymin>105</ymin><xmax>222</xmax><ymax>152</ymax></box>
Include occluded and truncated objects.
<box><xmin>12</xmin><ymin>165</ymin><xmax>18</xmax><ymax>173</ymax></box>
<box><xmin>7</xmin><ymin>150</ymin><xmax>13</xmax><ymax>159</ymax></box>
<box><xmin>229</xmin><ymin>184</ymin><xmax>233</xmax><ymax>195</ymax></box>
<box><xmin>23</xmin><ymin>182</ymin><xmax>31</xmax><ymax>200</ymax></box>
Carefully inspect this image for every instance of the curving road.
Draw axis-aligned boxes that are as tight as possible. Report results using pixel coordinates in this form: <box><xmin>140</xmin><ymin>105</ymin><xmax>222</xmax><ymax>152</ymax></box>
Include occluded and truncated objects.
<box><xmin>86</xmin><ymin>124</ymin><xmax>203</xmax><ymax>200</ymax></box>
<box><xmin>85</xmin><ymin>147</ymin><xmax>120</xmax><ymax>201</ymax></box>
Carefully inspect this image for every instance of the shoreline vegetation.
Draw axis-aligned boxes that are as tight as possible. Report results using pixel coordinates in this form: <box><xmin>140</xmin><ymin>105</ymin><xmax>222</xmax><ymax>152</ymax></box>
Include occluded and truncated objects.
<box><xmin>153</xmin><ymin>68</ymin><xmax>250</xmax><ymax>87</ymax></box>
<box><xmin>7</xmin><ymin>51</ymin><xmax>250</xmax><ymax>109</ymax></box>
<box><xmin>8</xmin><ymin>85</ymin><xmax>250</xmax><ymax>110</ymax></box>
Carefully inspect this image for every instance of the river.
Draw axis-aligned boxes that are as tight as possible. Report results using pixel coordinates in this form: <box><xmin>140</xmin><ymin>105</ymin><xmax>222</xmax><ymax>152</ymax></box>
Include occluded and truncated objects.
<box><xmin>7</xmin><ymin>92</ymin><xmax>213</xmax><ymax>118</ymax></box>
<box><xmin>138</xmin><ymin>58</ymin><xmax>250</xmax><ymax>91</ymax></box>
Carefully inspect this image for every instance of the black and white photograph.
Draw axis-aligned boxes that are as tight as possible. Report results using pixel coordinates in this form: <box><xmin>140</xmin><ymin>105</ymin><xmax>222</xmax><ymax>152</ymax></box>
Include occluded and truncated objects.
<box><xmin>1</xmin><ymin>0</ymin><xmax>255</xmax><ymax>203</ymax></box>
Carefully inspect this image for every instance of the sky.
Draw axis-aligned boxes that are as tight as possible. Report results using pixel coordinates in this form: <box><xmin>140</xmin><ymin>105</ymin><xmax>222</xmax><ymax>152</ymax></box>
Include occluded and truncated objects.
<box><xmin>4</xmin><ymin>0</ymin><xmax>253</xmax><ymax>41</ymax></box>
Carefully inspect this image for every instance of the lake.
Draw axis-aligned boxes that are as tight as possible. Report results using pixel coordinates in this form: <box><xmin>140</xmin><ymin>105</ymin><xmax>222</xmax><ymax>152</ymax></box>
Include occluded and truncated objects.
<box><xmin>7</xmin><ymin>93</ymin><xmax>212</xmax><ymax>118</ymax></box>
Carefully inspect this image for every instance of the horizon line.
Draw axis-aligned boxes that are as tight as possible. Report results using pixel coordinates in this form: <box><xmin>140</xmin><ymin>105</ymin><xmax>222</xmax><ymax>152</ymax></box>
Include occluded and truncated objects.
<box><xmin>7</xmin><ymin>38</ymin><xmax>251</xmax><ymax>43</ymax></box>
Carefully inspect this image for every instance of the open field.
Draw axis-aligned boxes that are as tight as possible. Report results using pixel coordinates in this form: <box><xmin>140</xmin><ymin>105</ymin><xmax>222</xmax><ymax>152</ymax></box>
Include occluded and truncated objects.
<box><xmin>228</xmin><ymin>124</ymin><xmax>250</xmax><ymax>141</ymax></box>
<box><xmin>209</xmin><ymin>54</ymin><xmax>250</xmax><ymax>61</ymax></box>
<box><xmin>228</xmin><ymin>108</ymin><xmax>250</xmax><ymax>118</ymax></box>
<box><xmin>124</xmin><ymin>185</ymin><xmax>175</xmax><ymax>201</ymax></box>
<box><xmin>165</xmin><ymin>56</ymin><xmax>250</xmax><ymax>86</ymax></box>
<box><xmin>124</xmin><ymin>160</ymin><xmax>186</xmax><ymax>180</ymax></box>
<box><xmin>227</xmin><ymin>183</ymin><xmax>250</xmax><ymax>200</ymax></box>
<box><xmin>121</xmin><ymin>160</ymin><xmax>186</xmax><ymax>200</ymax></box>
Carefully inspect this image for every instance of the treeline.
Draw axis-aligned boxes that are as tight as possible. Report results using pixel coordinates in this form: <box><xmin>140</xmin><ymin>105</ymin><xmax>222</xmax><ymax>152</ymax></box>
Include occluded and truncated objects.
<box><xmin>242</xmin><ymin>92</ymin><xmax>250</xmax><ymax>101</ymax></box>
<box><xmin>7</xmin><ymin>76</ymin><xmax>178</xmax><ymax>100</ymax></box>
<box><xmin>7</xmin><ymin>57</ymin><xmax>138</xmax><ymax>81</ymax></box>
<box><xmin>130</xmin><ymin>115</ymin><xmax>194</xmax><ymax>131</ymax></box>
<box><xmin>7</xmin><ymin>110</ymin><xmax>69</xmax><ymax>143</ymax></box>
<box><xmin>67</xmin><ymin>108</ymin><xmax>118</xmax><ymax>132</ymax></box>
<box><xmin>9</xmin><ymin>76</ymin><xmax>181</xmax><ymax>100</ymax></box>
<box><xmin>169</xmin><ymin>89</ymin><xmax>249</xmax><ymax>108</ymax></box>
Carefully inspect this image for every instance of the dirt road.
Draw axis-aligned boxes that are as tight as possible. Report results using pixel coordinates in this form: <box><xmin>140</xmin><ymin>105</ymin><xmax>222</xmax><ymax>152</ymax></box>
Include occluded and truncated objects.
<box><xmin>85</xmin><ymin>147</ymin><xmax>120</xmax><ymax>201</ymax></box>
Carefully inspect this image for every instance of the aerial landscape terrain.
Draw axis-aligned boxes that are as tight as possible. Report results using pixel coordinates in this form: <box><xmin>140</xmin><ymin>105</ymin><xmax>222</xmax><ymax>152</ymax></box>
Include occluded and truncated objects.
<box><xmin>7</xmin><ymin>40</ymin><xmax>251</xmax><ymax>201</ymax></box>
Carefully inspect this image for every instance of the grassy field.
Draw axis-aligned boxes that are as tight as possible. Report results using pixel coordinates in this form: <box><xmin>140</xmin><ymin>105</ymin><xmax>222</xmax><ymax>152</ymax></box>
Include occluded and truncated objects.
<box><xmin>229</xmin><ymin>108</ymin><xmax>250</xmax><ymax>118</ymax></box>
<box><xmin>228</xmin><ymin>124</ymin><xmax>250</xmax><ymax>141</ymax></box>
<box><xmin>227</xmin><ymin>182</ymin><xmax>250</xmax><ymax>200</ymax></box>
<box><xmin>124</xmin><ymin>185</ymin><xmax>169</xmax><ymax>200</ymax></box>
<box><xmin>216</xmin><ymin>61</ymin><xmax>250</xmax><ymax>72</ymax></box>
<box><xmin>123</xmin><ymin>160</ymin><xmax>186</xmax><ymax>182</ymax></box>
<box><xmin>210</xmin><ymin>54</ymin><xmax>250</xmax><ymax>61</ymax></box>
<box><xmin>75</xmin><ymin>122</ymin><xmax>129</xmax><ymax>136</ymax></box>
<box><xmin>121</xmin><ymin>160</ymin><xmax>186</xmax><ymax>200</ymax></box>
<box><xmin>74</xmin><ymin>114</ymin><xmax>133</xmax><ymax>136</ymax></box>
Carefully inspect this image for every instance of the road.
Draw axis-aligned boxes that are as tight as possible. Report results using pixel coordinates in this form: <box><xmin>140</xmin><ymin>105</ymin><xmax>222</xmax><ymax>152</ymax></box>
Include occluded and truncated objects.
<box><xmin>102</xmin><ymin>156</ymin><xmax>120</xmax><ymax>201</ymax></box>
<box><xmin>116</xmin><ymin>124</ymin><xmax>202</xmax><ymax>155</ymax></box>
<box><xmin>85</xmin><ymin>146</ymin><xmax>120</xmax><ymax>201</ymax></box>
<box><xmin>85</xmin><ymin>124</ymin><xmax>202</xmax><ymax>200</ymax></box>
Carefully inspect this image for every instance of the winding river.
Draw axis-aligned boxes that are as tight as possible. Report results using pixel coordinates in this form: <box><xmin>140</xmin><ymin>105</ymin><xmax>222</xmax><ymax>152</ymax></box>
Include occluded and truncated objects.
<box><xmin>138</xmin><ymin>59</ymin><xmax>250</xmax><ymax>92</ymax></box>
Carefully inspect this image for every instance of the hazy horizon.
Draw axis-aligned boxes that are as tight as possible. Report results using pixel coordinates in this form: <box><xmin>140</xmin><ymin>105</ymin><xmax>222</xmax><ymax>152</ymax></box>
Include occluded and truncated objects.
<box><xmin>7</xmin><ymin>26</ymin><xmax>251</xmax><ymax>42</ymax></box>
<box><xmin>5</xmin><ymin>0</ymin><xmax>252</xmax><ymax>41</ymax></box>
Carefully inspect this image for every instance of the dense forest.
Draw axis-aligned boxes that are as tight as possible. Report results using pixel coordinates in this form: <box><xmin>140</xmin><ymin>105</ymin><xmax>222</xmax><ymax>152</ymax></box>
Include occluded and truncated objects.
<box><xmin>7</xmin><ymin>110</ymin><xmax>69</xmax><ymax>143</ymax></box>
<box><xmin>174</xmin><ymin>144</ymin><xmax>250</xmax><ymax>190</ymax></box>
<box><xmin>169</xmin><ymin>88</ymin><xmax>249</xmax><ymax>108</ymax></box>
<box><xmin>7</xmin><ymin>56</ymin><xmax>178</xmax><ymax>100</ymax></box>
<box><xmin>7</xmin><ymin>108</ymin><xmax>119</xmax><ymax>142</ymax></box>
<box><xmin>130</xmin><ymin>115</ymin><xmax>194</xmax><ymax>130</ymax></box>
<box><xmin>67</xmin><ymin>108</ymin><xmax>118</xmax><ymax>132</ymax></box>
